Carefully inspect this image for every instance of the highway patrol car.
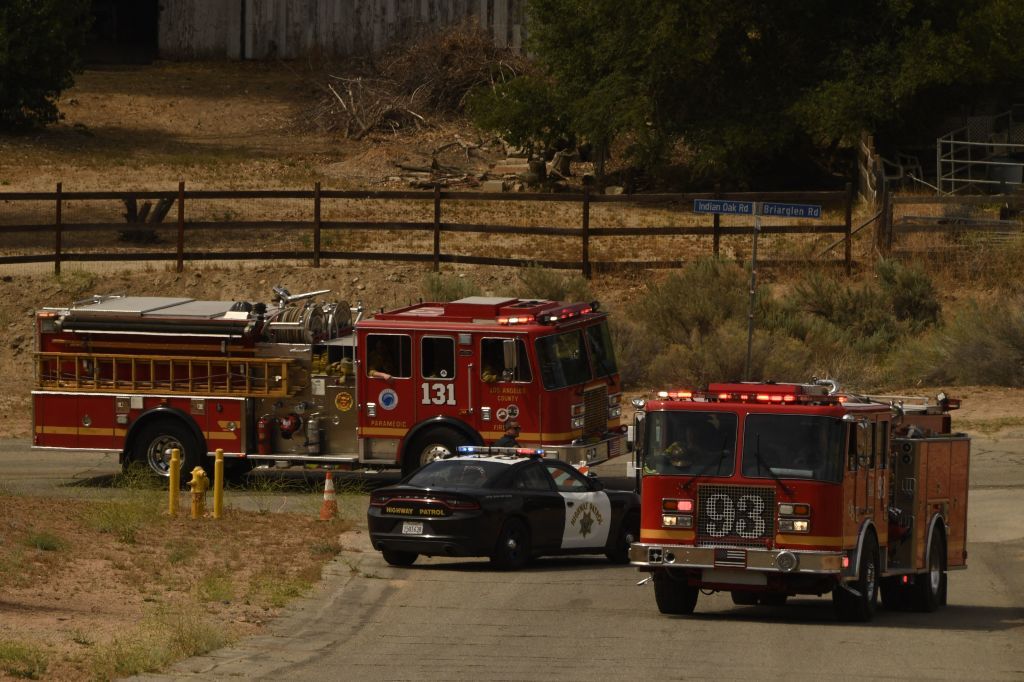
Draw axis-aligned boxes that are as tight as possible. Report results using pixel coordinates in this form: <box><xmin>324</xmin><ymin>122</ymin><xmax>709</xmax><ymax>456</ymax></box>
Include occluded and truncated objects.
<box><xmin>367</xmin><ymin>448</ymin><xmax>640</xmax><ymax>569</ymax></box>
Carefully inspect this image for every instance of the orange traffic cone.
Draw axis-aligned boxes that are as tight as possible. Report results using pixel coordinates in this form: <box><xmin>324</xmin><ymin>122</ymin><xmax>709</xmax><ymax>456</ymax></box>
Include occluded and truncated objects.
<box><xmin>319</xmin><ymin>471</ymin><xmax>339</xmax><ymax>521</ymax></box>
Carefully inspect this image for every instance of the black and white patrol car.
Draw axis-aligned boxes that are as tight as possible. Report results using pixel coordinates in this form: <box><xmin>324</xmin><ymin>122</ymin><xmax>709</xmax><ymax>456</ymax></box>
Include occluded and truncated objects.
<box><xmin>367</xmin><ymin>448</ymin><xmax>640</xmax><ymax>570</ymax></box>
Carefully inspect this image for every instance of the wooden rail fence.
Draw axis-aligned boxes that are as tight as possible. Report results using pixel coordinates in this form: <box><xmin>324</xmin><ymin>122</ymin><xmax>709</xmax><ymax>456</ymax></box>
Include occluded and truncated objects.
<box><xmin>0</xmin><ymin>182</ymin><xmax>856</xmax><ymax>277</ymax></box>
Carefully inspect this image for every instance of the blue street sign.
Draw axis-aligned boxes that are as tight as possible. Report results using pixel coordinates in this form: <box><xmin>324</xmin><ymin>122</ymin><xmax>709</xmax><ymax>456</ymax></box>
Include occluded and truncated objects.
<box><xmin>760</xmin><ymin>202</ymin><xmax>822</xmax><ymax>219</ymax></box>
<box><xmin>693</xmin><ymin>199</ymin><xmax>755</xmax><ymax>215</ymax></box>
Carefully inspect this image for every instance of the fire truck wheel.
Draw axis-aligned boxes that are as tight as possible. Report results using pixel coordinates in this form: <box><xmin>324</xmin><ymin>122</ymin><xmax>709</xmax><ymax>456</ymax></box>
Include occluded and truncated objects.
<box><xmin>653</xmin><ymin>570</ymin><xmax>698</xmax><ymax>615</ymax></box>
<box><xmin>490</xmin><ymin>519</ymin><xmax>531</xmax><ymax>570</ymax></box>
<box><xmin>832</xmin><ymin>536</ymin><xmax>879</xmax><ymax>622</ymax></box>
<box><xmin>381</xmin><ymin>550</ymin><xmax>418</xmax><ymax>567</ymax></box>
<box><xmin>402</xmin><ymin>427</ymin><xmax>468</xmax><ymax>477</ymax></box>
<box><xmin>880</xmin><ymin>576</ymin><xmax>910</xmax><ymax>610</ymax></box>
<box><xmin>913</xmin><ymin>531</ymin><xmax>947</xmax><ymax>612</ymax></box>
<box><xmin>605</xmin><ymin>511</ymin><xmax>639</xmax><ymax>564</ymax></box>
<box><xmin>134</xmin><ymin>420</ymin><xmax>201</xmax><ymax>485</ymax></box>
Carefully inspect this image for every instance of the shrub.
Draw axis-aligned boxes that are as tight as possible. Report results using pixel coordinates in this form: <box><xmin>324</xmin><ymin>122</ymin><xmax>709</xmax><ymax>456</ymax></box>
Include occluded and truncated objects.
<box><xmin>515</xmin><ymin>266</ymin><xmax>593</xmax><ymax>302</ymax></box>
<box><xmin>646</xmin><ymin>320</ymin><xmax>812</xmax><ymax>387</ymax></box>
<box><xmin>875</xmin><ymin>259</ymin><xmax>941</xmax><ymax>330</ymax></box>
<box><xmin>607</xmin><ymin>314</ymin><xmax>659</xmax><ymax>388</ymax></box>
<box><xmin>637</xmin><ymin>259</ymin><xmax>750</xmax><ymax>344</ymax></box>
<box><xmin>420</xmin><ymin>272</ymin><xmax>481</xmax><ymax>301</ymax></box>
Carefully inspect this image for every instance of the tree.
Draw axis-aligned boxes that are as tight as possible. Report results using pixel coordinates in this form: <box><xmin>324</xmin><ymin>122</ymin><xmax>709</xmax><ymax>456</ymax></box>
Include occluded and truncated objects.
<box><xmin>0</xmin><ymin>0</ymin><xmax>91</xmax><ymax>130</ymax></box>
<box><xmin>468</xmin><ymin>0</ymin><xmax>1024</xmax><ymax>187</ymax></box>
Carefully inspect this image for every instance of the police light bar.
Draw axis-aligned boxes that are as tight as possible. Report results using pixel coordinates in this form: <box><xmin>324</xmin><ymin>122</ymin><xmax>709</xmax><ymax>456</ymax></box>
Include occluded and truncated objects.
<box><xmin>456</xmin><ymin>445</ymin><xmax>546</xmax><ymax>458</ymax></box>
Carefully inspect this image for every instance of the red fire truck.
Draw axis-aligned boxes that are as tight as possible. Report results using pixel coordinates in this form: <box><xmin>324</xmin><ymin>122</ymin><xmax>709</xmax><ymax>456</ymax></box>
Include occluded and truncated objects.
<box><xmin>628</xmin><ymin>380</ymin><xmax>969</xmax><ymax>621</ymax></box>
<box><xmin>32</xmin><ymin>288</ymin><xmax>627</xmax><ymax>482</ymax></box>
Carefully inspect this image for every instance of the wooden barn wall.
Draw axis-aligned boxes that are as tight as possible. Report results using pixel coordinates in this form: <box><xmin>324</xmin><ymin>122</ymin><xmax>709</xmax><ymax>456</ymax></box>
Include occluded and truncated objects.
<box><xmin>158</xmin><ymin>0</ymin><xmax>526</xmax><ymax>60</ymax></box>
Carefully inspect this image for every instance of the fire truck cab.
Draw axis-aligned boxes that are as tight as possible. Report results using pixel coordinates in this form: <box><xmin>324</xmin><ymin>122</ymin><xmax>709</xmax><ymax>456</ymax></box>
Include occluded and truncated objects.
<box><xmin>32</xmin><ymin>289</ymin><xmax>627</xmax><ymax>482</ymax></box>
<box><xmin>628</xmin><ymin>380</ymin><xmax>969</xmax><ymax>622</ymax></box>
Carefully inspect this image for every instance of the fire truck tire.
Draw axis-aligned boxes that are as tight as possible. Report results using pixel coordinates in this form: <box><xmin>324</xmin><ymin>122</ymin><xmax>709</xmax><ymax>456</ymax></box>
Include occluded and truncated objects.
<box><xmin>832</xmin><ymin>537</ymin><xmax>879</xmax><ymax>622</ymax></box>
<box><xmin>605</xmin><ymin>511</ymin><xmax>639</xmax><ymax>564</ymax></box>
<box><xmin>653</xmin><ymin>570</ymin><xmax>698</xmax><ymax>615</ymax></box>
<box><xmin>381</xmin><ymin>550</ymin><xmax>418</xmax><ymax>567</ymax></box>
<box><xmin>490</xmin><ymin>519</ymin><xmax>531</xmax><ymax>571</ymax></box>
<box><xmin>913</xmin><ymin>531</ymin><xmax>947</xmax><ymax>612</ymax></box>
<box><xmin>730</xmin><ymin>591</ymin><xmax>759</xmax><ymax>606</ymax></box>
<box><xmin>402</xmin><ymin>427</ymin><xmax>468</xmax><ymax>477</ymax></box>
<box><xmin>133</xmin><ymin>420</ymin><xmax>201</xmax><ymax>485</ymax></box>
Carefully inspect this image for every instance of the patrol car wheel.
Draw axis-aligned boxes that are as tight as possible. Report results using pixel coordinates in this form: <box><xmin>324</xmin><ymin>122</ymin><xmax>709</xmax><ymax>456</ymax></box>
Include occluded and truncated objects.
<box><xmin>134</xmin><ymin>420</ymin><xmax>201</xmax><ymax>486</ymax></box>
<box><xmin>382</xmin><ymin>550</ymin><xmax>418</xmax><ymax>567</ymax></box>
<box><xmin>653</xmin><ymin>569</ymin><xmax>698</xmax><ymax>615</ymax></box>
<box><xmin>605</xmin><ymin>512</ymin><xmax>639</xmax><ymax>564</ymax></box>
<box><xmin>403</xmin><ymin>427</ymin><xmax>467</xmax><ymax>477</ymax></box>
<box><xmin>913</xmin><ymin>531</ymin><xmax>946</xmax><ymax>612</ymax></box>
<box><xmin>490</xmin><ymin>519</ymin><xmax>531</xmax><ymax>570</ymax></box>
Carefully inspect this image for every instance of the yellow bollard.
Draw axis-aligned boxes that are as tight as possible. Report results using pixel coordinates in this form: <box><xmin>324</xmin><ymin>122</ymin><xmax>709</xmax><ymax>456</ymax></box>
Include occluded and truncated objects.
<box><xmin>168</xmin><ymin>448</ymin><xmax>181</xmax><ymax>516</ymax></box>
<box><xmin>188</xmin><ymin>466</ymin><xmax>210</xmax><ymax>519</ymax></box>
<box><xmin>213</xmin><ymin>449</ymin><xmax>224</xmax><ymax>519</ymax></box>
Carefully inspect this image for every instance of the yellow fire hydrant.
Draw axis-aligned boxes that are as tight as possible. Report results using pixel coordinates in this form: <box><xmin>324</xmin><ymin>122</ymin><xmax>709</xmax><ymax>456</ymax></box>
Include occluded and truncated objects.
<box><xmin>188</xmin><ymin>466</ymin><xmax>210</xmax><ymax>519</ymax></box>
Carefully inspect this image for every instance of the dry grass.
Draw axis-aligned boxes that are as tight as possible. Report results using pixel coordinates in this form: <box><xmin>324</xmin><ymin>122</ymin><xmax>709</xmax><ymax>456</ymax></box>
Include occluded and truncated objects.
<box><xmin>0</xmin><ymin>491</ymin><xmax>351</xmax><ymax>680</ymax></box>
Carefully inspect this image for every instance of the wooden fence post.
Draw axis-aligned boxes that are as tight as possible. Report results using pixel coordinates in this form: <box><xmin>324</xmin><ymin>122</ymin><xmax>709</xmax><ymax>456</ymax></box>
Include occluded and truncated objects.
<box><xmin>581</xmin><ymin>186</ymin><xmax>591</xmax><ymax>279</ymax></box>
<box><xmin>176</xmin><ymin>180</ymin><xmax>185</xmax><ymax>273</ymax></box>
<box><xmin>432</xmin><ymin>184</ymin><xmax>441</xmax><ymax>272</ymax></box>
<box><xmin>54</xmin><ymin>182</ymin><xmax>62</xmax><ymax>276</ymax></box>
<box><xmin>843</xmin><ymin>181</ymin><xmax>853</xmax><ymax>275</ymax></box>
<box><xmin>313</xmin><ymin>181</ymin><xmax>321</xmax><ymax>268</ymax></box>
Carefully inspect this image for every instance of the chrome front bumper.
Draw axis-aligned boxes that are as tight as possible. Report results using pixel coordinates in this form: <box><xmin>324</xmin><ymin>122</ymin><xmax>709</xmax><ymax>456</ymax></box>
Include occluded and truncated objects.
<box><xmin>629</xmin><ymin>542</ymin><xmax>844</xmax><ymax>575</ymax></box>
<box><xmin>542</xmin><ymin>432</ymin><xmax>628</xmax><ymax>466</ymax></box>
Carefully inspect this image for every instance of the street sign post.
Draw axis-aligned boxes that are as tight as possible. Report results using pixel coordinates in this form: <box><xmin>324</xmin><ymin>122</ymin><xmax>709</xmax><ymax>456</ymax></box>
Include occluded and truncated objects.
<box><xmin>692</xmin><ymin>199</ymin><xmax>823</xmax><ymax>380</ymax></box>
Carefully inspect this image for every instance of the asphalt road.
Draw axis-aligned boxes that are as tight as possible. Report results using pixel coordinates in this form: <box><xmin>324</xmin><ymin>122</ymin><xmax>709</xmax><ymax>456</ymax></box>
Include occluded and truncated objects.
<box><xmin>4</xmin><ymin>439</ymin><xmax>1022</xmax><ymax>680</ymax></box>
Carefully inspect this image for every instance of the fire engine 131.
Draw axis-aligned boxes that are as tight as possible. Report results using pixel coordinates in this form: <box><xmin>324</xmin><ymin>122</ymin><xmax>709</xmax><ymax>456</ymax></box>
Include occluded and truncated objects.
<box><xmin>32</xmin><ymin>288</ymin><xmax>627</xmax><ymax>483</ymax></box>
<box><xmin>629</xmin><ymin>379</ymin><xmax>969</xmax><ymax>622</ymax></box>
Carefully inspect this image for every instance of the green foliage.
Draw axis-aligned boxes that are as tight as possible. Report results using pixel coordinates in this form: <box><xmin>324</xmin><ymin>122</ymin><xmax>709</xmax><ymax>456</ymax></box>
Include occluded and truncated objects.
<box><xmin>0</xmin><ymin>640</ymin><xmax>48</xmax><ymax>679</ymax></box>
<box><xmin>421</xmin><ymin>272</ymin><xmax>481</xmax><ymax>301</ymax></box>
<box><xmin>24</xmin><ymin>532</ymin><xmax>65</xmax><ymax>552</ymax></box>
<box><xmin>470</xmin><ymin>1</ymin><xmax>1024</xmax><ymax>184</ymax></box>
<box><xmin>637</xmin><ymin>259</ymin><xmax>750</xmax><ymax>344</ymax></box>
<box><xmin>627</xmin><ymin>259</ymin><xmax>944</xmax><ymax>389</ymax></box>
<box><xmin>515</xmin><ymin>265</ymin><xmax>592</xmax><ymax>302</ymax></box>
<box><xmin>0</xmin><ymin>0</ymin><xmax>91</xmax><ymax>129</ymax></box>
<box><xmin>882</xmin><ymin>295</ymin><xmax>1024</xmax><ymax>388</ymax></box>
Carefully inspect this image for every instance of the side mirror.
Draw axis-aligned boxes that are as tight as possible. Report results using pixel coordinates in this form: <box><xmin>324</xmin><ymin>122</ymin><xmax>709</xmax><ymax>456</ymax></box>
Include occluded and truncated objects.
<box><xmin>588</xmin><ymin>476</ymin><xmax>604</xmax><ymax>491</ymax></box>
<box><xmin>502</xmin><ymin>338</ymin><xmax>518</xmax><ymax>374</ymax></box>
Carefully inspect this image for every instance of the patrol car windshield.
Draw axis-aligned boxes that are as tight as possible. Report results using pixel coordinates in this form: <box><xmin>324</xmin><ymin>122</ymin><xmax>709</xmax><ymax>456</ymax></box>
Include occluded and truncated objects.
<box><xmin>536</xmin><ymin>329</ymin><xmax>594</xmax><ymax>389</ymax></box>
<box><xmin>406</xmin><ymin>460</ymin><xmax>506</xmax><ymax>488</ymax></box>
<box><xmin>643</xmin><ymin>411</ymin><xmax>737</xmax><ymax>476</ymax></box>
<box><xmin>741</xmin><ymin>414</ymin><xmax>844</xmax><ymax>483</ymax></box>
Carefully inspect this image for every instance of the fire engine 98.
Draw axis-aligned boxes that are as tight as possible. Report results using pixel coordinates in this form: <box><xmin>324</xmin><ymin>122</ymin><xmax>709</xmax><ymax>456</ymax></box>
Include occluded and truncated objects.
<box><xmin>628</xmin><ymin>379</ymin><xmax>969</xmax><ymax>622</ymax></box>
<box><xmin>32</xmin><ymin>288</ymin><xmax>627</xmax><ymax>483</ymax></box>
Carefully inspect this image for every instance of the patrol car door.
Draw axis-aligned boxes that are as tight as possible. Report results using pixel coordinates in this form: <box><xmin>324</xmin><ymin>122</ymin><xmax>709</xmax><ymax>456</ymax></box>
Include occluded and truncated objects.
<box><xmin>510</xmin><ymin>461</ymin><xmax>564</xmax><ymax>551</ymax></box>
<box><xmin>543</xmin><ymin>461</ymin><xmax>612</xmax><ymax>549</ymax></box>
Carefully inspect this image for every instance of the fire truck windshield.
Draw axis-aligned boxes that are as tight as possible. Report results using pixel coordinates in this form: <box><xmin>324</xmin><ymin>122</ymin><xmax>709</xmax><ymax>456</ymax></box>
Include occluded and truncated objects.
<box><xmin>585</xmin><ymin>321</ymin><xmax>618</xmax><ymax>378</ymax></box>
<box><xmin>642</xmin><ymin>411</ymin><xmax>737</xmax><ymax>476</ymax></box>
<box><xmin>536</xmin><ymin>330</ymin><xmax>593</xmax><ymax>389</ymax></box>
<box><xmin>741</xmin><ymin>414</ymin><xmax>844</xmax><ymax>483</ymax></box>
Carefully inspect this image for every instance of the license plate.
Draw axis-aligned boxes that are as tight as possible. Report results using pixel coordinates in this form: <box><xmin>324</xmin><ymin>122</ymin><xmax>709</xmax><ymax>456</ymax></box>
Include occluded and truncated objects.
<box><xmin>401</xmin><ymin>521</ymin><xmax>423</xmax><ymax>535</ymax></box>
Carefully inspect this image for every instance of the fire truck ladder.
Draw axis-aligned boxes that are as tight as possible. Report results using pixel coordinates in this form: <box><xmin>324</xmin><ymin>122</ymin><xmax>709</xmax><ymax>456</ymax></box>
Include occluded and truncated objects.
<box><xmin>35</xmin><ymin>352</ymin><xmax>299</xmax><ymax>398</ymax></box>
